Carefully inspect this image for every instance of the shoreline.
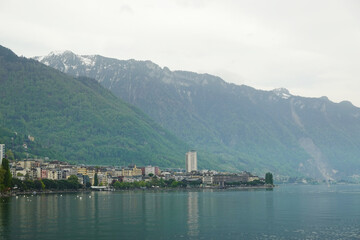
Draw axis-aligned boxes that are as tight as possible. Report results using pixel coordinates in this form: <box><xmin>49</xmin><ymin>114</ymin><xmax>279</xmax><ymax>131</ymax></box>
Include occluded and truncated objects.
<box><xmin>0</xmin><ymin>189</ymin><xmax>91</xmax><ymax>197</ymax></box>
<box><xmin>0</xmin><ymin>185</ymin><xmax>274</xmax><ymax>197</ymax></box>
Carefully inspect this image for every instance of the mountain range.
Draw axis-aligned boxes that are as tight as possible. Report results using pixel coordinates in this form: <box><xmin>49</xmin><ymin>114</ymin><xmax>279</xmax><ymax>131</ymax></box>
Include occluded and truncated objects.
<box><xmin>0</xmin><ymin>45</ymin><xmax>188</xmax><ymax>168</ymax></box>
<box><xmin>34</xmin><ymin>50</ymin><xmax>360</xmax><ymax>180</ymax></box>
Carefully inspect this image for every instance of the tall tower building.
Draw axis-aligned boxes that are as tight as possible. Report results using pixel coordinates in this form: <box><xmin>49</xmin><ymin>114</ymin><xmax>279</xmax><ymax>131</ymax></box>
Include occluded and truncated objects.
<box><xmin>0</xmin><ymin>144</ymin><xmax>5</xmax><ymax>165</ymax></box>
<box><xmin>186</xmin><ymin>150</ymin><xmax>197</xmax><ymax>173</ymax></box>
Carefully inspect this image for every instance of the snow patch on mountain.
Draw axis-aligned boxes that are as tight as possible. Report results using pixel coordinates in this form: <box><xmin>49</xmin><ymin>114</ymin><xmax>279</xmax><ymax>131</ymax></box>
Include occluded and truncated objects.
<box><xmin>49</xmin><ymin>50</ymin><xmax>70</xmax><ymax>56</ymax></box>
<box><xmin>80</xmin><ymin>55</ymin><xmax>95</xmax><ymax>67</ymax></box>
<box><xmin>63</xmin><ymin>62</ymin><xmax>69</xmax><ymax>71</ymax></box>
<box><xmin>34</xmin><ymin>55</ymin><xmax>45</xmax><ymax>62</ymax></box>
<box><xmin>273</xmin><ymin>88</ymin><xmax>291</xmax><ymax>99</ymax></box>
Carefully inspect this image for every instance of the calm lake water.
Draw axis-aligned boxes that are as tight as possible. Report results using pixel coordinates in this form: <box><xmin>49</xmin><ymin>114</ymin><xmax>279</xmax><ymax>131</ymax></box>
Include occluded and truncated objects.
<box><xmin>1</xmin><ymin>185</ymin><xmax>360</xmax><ymax>239</ymax></box>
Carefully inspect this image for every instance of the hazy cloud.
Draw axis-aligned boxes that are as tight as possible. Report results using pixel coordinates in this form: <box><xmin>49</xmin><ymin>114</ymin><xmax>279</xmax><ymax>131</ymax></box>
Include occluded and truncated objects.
<box><xmin>1</xmin><ymin>0</ymin><xmax>360</xmax><ymax>105</ymax></box>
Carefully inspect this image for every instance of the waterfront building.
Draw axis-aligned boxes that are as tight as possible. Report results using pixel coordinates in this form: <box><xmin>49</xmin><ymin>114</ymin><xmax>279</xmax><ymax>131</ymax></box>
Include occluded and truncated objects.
<box><xmin>123</xmin><ymin>175</ymin><xmax>142</xmax><ymax>183</ymax></box>
<box><xmin>48</xmin><ymin>169</ymin><xmax>62</xmax><ymax>180</ymax></box>
<box><xmin>213</xmin><ymin>173</ymin><xmax>249</xmax><ymax>186</ymax></box>
<box><xmin>174</xmin><ymin>175</ymin><xmax>185</xmax><ymax>181</ymax></box>
<box><xmin>48</xmin><ymin>161</ymin><xmax>63</xmax><ymax>169</ymax></box>
<box><xmin>87</xmin><ymin>167</ymin><xmax>96</xmax><ymax>178</ymax></box>
<box><xmin>185</xmin><ymin>150</ymin><xmax>197</xmax><ymax>173</ymax></box>
<box><xmin>160</xmin><ymin>171</ymin><xmax>172</xmax><ymax>180</ymax></box>
<box><xmin>36</xmin><ymin>167</ymin><xmax>42</xmax><ymax>179</ymax></box>
<box><xmin>77</xmin><ymin>167</ymin><xmax>87</xmax><ymax>175</ymax></box>
<box><xmin>41</xmin><ymin>169</ymin><xmax>48</xmax><ymax>179</ymax></box>
<box><xmin>98</xmin><ymin>173</ymin><xmax>108</xmax><ymax>186</ymax></box>
<box><xmin>120</xmin><ymin>165</ymin><xmax>143</xmax><ymax>176</ymax></box>
<box><xmin>202</xmin><ymin>175</ymin><xmax>213</xmax><ymax>185</ymax></box>
<box><xmin>0</xmin><ymin>144</ymin><xmax>5</xmax><ymax>165</ymax></box>
<box><xmin>63</xmin><ymin>168</ymin><xmax>76</xmax><ymax>179</ymax></box>
<box><xmin>18</xmin><ymin>160</ymin><xmax>36</xmax><ymax>169</ymax></box>
<box><xmin>132</xmin><ymin>165</ymin><xmax>143</xmax><ymax>176</ymax></box>
<box><xmin>144</xmin><ymin>165</ymin><xmax>160</xmax><ymax>176</ymax></box>
<box><xmin>121</xmin><ymin>168</ymin><xmax>133</xmax><ymax>176</ymax></box>
<box><xmin>82</xmin><ymin>175</ymin><xmax>90</xmax><ymax>186</ymax></box>
<box><xmin>114</xmin><ymin>169</ymin><xmax>123</xmax><ymax>177</ymax></box>
<box><xmin>28</xmin><ymin>168</ymin><xmax>38</xmax><ymax>180</ymax></box>
<box><xmin>248</xmin><ymin>176</ymin><xmax>260</xmax><ymax>182</ymax></box>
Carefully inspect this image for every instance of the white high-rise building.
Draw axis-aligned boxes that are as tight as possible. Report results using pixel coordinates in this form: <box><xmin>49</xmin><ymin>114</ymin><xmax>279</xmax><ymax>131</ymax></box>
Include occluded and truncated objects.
<box><xmin>186</xmin><ymin>150</ymin><xmax>197</xmax><ymax>173</ymax></box>
<box><xmin>0</xmin><ymin>144</ymin><xmax>5</xmax><ymax>165</ymax></box>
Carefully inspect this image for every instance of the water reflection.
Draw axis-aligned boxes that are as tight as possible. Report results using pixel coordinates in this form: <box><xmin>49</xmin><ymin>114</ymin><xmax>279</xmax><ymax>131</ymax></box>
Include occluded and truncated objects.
<box><xmin>187</xmin><ymin>191</ymin><xmax>199</xmax><ymax>238</ymax></box>
<box><xmin>0</xmin><ymin>197</ymin><xmax>11</xmax><ymax>239</ymax></box>
<box><xmin>265</xmin><ymin>189</ymin><xmax>274</xmax><ymax>231</ymax></box>
<box><xmin>2</xmin><ymin>186</ymin><xmax>360</xmax><ymax>239</ymax></box>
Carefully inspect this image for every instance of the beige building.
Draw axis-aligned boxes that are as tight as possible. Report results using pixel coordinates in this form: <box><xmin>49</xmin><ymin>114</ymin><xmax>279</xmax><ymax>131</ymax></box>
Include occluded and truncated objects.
<box><xmin>77</xmin><ymin>167</ymin><xmax>87</xmax><ymax>175</ymax></box>
<box><xmin>87</xmin><ymin>169</ymin><xmax>96</xmax><ymax>177</ymax></box>
<box><xmin>132</xmin><ymin>165</ymin><xmax>142</xmax><ymax>176</ymax></box>
<box><xmin>248</xmin><ymin>176</ymin><xmax>259</xmax><ymax>182</ymax></box>
<box><xmin>48</xmin><ymin>170</ymin><xmax>62</xmax><ymax>180</ymax></box>
<box><xmin>98</xmin><ymin>173</ymin><xmax>108</xmax><ymax>186</ymax></box>
<box><xmin>18</xmin><ymin>160</ymin><xmax>36</xmax><ymax>169</ymax></box>
<box><xmin>185</xmin><ymin>150</ymin><xmax>197</xmax><ymax>172</ymax></box>
<box><xmin>48</xmin><ymin>170</ymin><xmax>57</xmax><ymax>180</ymax></box>
<box><xmin>120</xmin><ymin>165</ymin><xmax>142</xmax><ymax>176</ymax></box>
<box><xmin>121</xmin><ymin>168</ymin><xmax>133</xmax><ymax>176</ymax></box>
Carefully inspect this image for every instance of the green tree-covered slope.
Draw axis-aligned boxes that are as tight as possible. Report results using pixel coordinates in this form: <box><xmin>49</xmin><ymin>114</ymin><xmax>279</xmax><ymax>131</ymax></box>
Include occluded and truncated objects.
<box><xmin>0</xmin><ymin>125</ymin><xmax>63</xmax><ymax>161</ymax></box>
<box><xmin>0</xmin><ymin>45</ymin><xmax>188</xmax><ymax>167</ymax></box>
<box><xmin>36</xmin><ymin>51</ymin><xmax>360</xmax><ymax>179</ymax></box>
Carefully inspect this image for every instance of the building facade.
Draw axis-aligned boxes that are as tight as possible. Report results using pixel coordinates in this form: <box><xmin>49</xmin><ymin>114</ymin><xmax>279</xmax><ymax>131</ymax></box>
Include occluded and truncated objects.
<box><xmin>0</xmin><ymin>144</ymin><xmax>5</xmax><ymax>165</ymax></box>
<box><xmin>144</xmin><ymin>165</ymin><xmax>160</xmax><ymax>176</ymax></box>
<box><xmin>213</xmin><ymin>173</ymin><xmax>249</xmax><ymax>185</ymax></box>
<box><xmin>185</xmin><ymin>150</ymin><xmax>197</xmax><ymax>173</ymax></box>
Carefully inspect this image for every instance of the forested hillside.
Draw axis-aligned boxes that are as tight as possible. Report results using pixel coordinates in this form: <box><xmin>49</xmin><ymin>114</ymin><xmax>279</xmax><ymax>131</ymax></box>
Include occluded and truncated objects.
<box><xmin>36</xmin><ymin>51</ymin><xmax>360</xmax><ymax>179</ymax></box>
<box><xmin>0</xmin><ymin>45</ymin><xmax>188</xmax><ymax>167</ymax></box>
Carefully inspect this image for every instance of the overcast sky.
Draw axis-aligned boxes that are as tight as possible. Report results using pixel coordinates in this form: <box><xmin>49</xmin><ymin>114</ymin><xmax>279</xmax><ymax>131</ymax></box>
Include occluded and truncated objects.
<box><xmin>1</xmin><ymin>0</ymin><xmax>360</xmax><ymax>105</ymax></box>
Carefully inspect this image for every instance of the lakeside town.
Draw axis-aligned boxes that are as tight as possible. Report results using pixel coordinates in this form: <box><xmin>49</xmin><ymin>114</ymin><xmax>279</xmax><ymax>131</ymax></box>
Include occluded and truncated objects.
<box><xmin>0</xmin><ymin>144</ymin><xmax>273</xmax><ymax>192</ymax></box>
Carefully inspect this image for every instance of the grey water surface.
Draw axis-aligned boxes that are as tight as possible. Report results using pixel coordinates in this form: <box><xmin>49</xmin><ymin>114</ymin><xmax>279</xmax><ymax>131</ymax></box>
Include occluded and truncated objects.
<box><xmin>1</xmin><ymin>185</ymin><xmax>360</xmax><ymax>239</ymax></box>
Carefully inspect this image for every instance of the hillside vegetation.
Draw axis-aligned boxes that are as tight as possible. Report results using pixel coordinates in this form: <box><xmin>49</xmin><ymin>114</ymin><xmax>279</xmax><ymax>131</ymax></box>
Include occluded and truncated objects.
<box><xmin>0</xmin><ymin>45</ymin><xmax>188</xmax><ymax>167</ymax></box>
<box><xmin>36</xmin><ymin>51</ymin><xmax>360</xmax><ymax>179</ymax></box>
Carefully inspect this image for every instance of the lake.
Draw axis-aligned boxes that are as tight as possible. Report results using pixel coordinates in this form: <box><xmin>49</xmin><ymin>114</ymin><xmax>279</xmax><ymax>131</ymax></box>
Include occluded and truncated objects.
<box><xmin>1</xmin><ymin>185</ymin><xmax>360</xmax><ymax>239</ymax></box>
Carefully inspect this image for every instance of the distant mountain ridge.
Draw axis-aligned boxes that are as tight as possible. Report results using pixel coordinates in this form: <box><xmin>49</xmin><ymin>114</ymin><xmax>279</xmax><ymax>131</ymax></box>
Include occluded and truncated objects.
<box><xmin>0</xmin><ymin>45</ymin><xmax>188</xmax><ymax>167</ymax></box>
<box><xmin>35</xmin><ymin>51</ymin><xmax>360</xmax><ymax>180</ymax></box>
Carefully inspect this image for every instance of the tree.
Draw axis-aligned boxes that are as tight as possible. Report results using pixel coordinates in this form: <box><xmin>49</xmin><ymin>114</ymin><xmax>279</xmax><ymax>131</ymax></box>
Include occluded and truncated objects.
<box><xmin>42</xmin><ymin>179</ymin><xmax>58</xmax><ymax>189</ymax></box>
<box><xmin>1</xmin><ymin>158</ymin><xmax>12</xmax><ymax>191</ymax></box>
<box><xmin>68</xmin><ymin>175</ymin><xmax>79</xmax><ymax>183</ymax></box>
<box><xmin>139</xmin><ymin>181</ymin><xmax>146</xmax><ymax>188</ymax></box>
<box><xmin>34</xmin><ymin>180</ymin><xmax>45</xmax><ymax>190</ymax></box>
<box><xmin>265</xmin><ymin>172</ymin><xmax>273</xmax><ymax>185</ymax></box>
<box><xmin>5</xmin><ymin>150</ymin><xmax>14</xmax><ymax>161</ymax></box>
<box><xmin>159</xmin><ymin>178</ymin><xmax>165</xmax><ymax>187</ymax></box>
<box><xmin>0</xmin><ymin>168</ymin><xmax>5</xmax><ymax>191</ymax></box>
<box><xmin>12</xmin><ymin>178</ymin><xmax>25</xmax><ymax>191</ymax></box>
<box><xmin>94</xmin><ymin>173</ymin><xmax>98</xmax><ymax>186</ymax></box>
<box><xmin>23</xmin><ymin>180</ymin><xmax>35</xmax><ymax>190</ymax></box>
<box><xmin>170</xmin><ymin>180</ymin><xmax>179</xmax><ymax>188</ymax></box>
<box><xmin>113</xmin><ymin>181</ymin><xmax>121</xmax><ymax>189</ymax></box>
<box><xmin>67</xmin><ymin>175</ymin><xmax>81</xmax><ymax>189</ymax></box>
